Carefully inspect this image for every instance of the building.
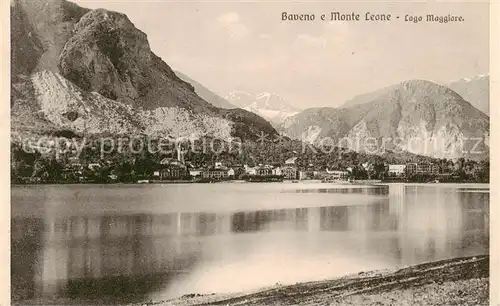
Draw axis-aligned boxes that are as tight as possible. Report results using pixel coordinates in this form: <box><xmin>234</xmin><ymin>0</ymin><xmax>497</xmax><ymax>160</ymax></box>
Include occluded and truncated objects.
<box><xmin>201</xmin><ymin>166</ymin><xmax>229</xmax><ymax>180</ymax></box>
<box><xmin>417</xmin><ymin>163</ymin><xmax>439</xmax><ymax>175</ymax></box>
<box><xmin>231</xmin><ymin>167</ymin><xmax>246</xmax><ymax>179</ymax></box>
<box><xmin>313</xmin><ymin>170</ymin><xmax>329</xmax><ymax>180</ymax></box>
<box><xmin>388</xmin><ymin>164</ymin><xmax>406</xmax><ymax>177</ymax></box>
<box><xmin>255</xmin><ymin>165</ymin><xmax>273</xmax><ymax>177</ymax></box>
<box><xmin>61</xmin><ymin>168</ymin><xmax>83</xmax><ymax>181</ymax></box>
<box><xmin>406</xmin><ymin>163</ymin><xmax>417</xmax><ymax>174</ymax></box>
<box><xmin>201</xmin><ymin>163</ymin><xmax>229</xmax><ymax>180</ymax></box>
<box><xmin>159</xmin><ymin>166</ymin><xmax>188</xmax><ymax>180</ymax></box>
<box><xmin>189</xmin><ymin>169</ymin><xmax>203</xmax><ymax>178</ymax></box>
<box><xmin>324</xmin><ymin>170</ymin><xmax>349</xmax><ymax>181</ymax></box>
<box><xmin>282</xmin><ymin>166</ymin><xmax>298</xmax><ymax>180</ymax></box>
<box><xmin>244</xmin><ymin>164</ymin><xmax>256</xmax><ymax>176</ymax></box>
<box><xmin>158</xmin><ymin>158</ymin><xmax>188</xmax><ymax>180</ymax></box>
<box><xmin>299</xmin><ymin>170</ymin><xmax>314</xmax><ymax>180</ymax></box>
<box><xmin>406</xmin><ymin>163</ymin><xmax>439</xmax><ymax>175</ymax></box>
<box><xmin>272</xmin><ymin>167</ymin><xmax>282</xmax><ymax>176</ymax></box>
<box><xmin>67</xmin><ymin>157</ymin><xmax>83</xmax><ymax>170</ymax></box>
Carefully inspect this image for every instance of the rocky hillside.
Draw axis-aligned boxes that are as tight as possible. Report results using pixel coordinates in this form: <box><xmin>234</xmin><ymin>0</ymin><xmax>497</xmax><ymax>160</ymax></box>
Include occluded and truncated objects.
<box><xmin>447</xmin><ymin>75</ymin><xmax>489</xmax><ymax>115</ymax></box>
<box><xmin>12</xmin><ymin>70</ymin><xmax>236</xmax><ymax>141</ymax></box>
<box><xmin>11</xmin><ymin>0</ymin><xmax>90</xmax><ymax>77</ymax></box>
<box><xmin>342</xmin><ymin>75</ymin><xmax>490</xmax><ymax>116</ymax></box>
<box><xmin>340</xmin><ymin>84</ymin><xmax>399</xmax><ymax>109</ymax></box>
<box><xmin>10</xmin><ymin>0</ymin><xmax>277</xmax><ymax>142</ymax></box>
<box><xmin>226</xmin><ymin>91</ymin><xmax>301</xmax><ymax>125</ymax></box>
<box><xmin>175</xmin><ymin>71</ymin><xmax>236</xmax><ymax>109</ymax></box>
<box><xmin>281</xmin><ymin>80</ymin><xmax>489</xmax><ymax>160</ymax></box>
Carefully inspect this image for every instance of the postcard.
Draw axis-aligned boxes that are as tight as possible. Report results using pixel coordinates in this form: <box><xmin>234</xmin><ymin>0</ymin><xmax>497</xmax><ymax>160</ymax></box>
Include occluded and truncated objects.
<box><xmin>7</xmin><ymin>0</ymin><xmax>496</xmax><ymax>305</ymax></box>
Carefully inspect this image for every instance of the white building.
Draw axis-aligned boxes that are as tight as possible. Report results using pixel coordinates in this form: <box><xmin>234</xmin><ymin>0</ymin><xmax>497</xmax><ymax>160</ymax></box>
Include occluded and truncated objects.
<box><xmin>327</xmin><ymin>170</ymin><xmax>349</xmax><ymax>181</ymax></box>
<box><xmin>244</xmin><ymin>164</ymin><xmax>256</xmax><ymax>175</ymax></box>
<box><xmin>388</xmin><ymin>164</ymin><xmax>406</xmax><ymax>177</ymax></box>
<box><xmin>272</xmin><ymin>167</ymin><xmax>282</xmax><ymax>176</ymax></box>
<box><xmin>189</xmin><ymin>169</ymin><xmax>202</xmax><ymax>177</ymax></box>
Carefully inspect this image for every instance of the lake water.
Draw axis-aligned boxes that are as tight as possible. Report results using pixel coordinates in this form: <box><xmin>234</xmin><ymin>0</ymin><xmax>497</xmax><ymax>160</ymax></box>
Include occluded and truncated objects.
<box><xmin>11</xmin><ymin>183</ymin><xmax>489</xmax><ymax>304</ymax></box>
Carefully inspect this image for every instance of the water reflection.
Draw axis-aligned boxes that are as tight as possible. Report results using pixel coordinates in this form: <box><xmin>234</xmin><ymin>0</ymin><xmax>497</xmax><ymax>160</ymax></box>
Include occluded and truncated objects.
<box><xmin>11</xmin><ymin>185</ymin><xmax>489</xmax><ymax>303</ymax></box>
<box><xmin>291</xmin><ymin>187</ymin><xmax>388</xmax><ymax>195</ymax></box>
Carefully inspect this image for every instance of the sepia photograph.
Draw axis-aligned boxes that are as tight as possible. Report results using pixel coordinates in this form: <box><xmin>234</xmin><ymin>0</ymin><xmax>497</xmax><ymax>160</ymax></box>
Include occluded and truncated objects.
<box><xmin>9</xmin><ymin>0</ymin><xmax>492</xmax><ymax>305</ymax></box>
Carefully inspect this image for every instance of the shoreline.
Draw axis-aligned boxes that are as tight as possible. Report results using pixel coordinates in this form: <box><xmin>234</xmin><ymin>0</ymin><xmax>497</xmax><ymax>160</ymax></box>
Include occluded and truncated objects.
<box><xmin>13</xmin><ymin>255</ymin><xmax>489</xmax><ymax>305</ymax></box>
<box><xmin>150</xmin><ymin>255</ymin><xmax>489</xmax><ymax>306</ymax></box>
<box><xmin>10</xmin><ymin>180</ymin><xmax>490</xmax><ymax>186</ymax></box>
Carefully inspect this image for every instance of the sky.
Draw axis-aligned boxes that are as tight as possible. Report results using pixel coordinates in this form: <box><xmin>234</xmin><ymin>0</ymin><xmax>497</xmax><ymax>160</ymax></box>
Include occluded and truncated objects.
<box><xmin>72</xmin><ymin>0</ymin><xmax>489</xmax><ymax>109</ymax></box>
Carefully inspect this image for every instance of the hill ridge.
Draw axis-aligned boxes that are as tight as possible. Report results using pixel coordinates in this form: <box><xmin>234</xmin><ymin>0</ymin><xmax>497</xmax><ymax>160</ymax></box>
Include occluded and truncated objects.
<box><xmin>281</xmin><ymin>79</ymin><xmax>489</xmax><ymax>160</ymax></box>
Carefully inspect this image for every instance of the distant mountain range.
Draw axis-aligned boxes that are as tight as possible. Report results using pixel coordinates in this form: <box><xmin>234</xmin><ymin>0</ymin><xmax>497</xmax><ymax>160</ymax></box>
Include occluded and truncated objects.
<box><xmin>173</xmin><ymin>73</ymin><xmax>302</xmax><ymax>126</ymax></box>
<box><xmin>10</xmin><ymin>0</ymin><xmax>277</xmax><ymax>142</ymax></box>
<box><xmin>447</xmin><ymin>75</ymin><xmax>489</xmax><ymax>115</ymax></box>
<box><xmin>225</xmin><ymin>91</ymin><xmax>301</xmax><ymax>125</ymax></box>
<box><xmin>281</xmin><ymin>80</ymin><xmax>489</xmax><ymax>160</ymax></box>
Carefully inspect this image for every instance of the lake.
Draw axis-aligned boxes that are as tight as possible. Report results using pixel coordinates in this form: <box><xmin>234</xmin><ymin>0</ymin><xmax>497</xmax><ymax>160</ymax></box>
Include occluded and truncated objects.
<box><xmin>11</xmin><ymin>183</ymin><xmax>489</xmax><ymax>304</ymax></box>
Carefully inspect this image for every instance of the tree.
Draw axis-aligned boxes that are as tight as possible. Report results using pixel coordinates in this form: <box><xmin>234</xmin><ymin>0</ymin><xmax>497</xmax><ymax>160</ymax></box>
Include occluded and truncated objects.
<box><xmin>370</xmin><ymin>162</ymin><xmax>386</xmax><ymax>180</ymax></box>
<box><xmin>350</xmin><ymin>164</ymin><xmax>368</xmax><ymax>180</ymax></box>
<box><xmin>474</xmin><ymin>160</ymin><xmax>489</xmax><ymax>183</ymax></box>
<box><xmin>133</xmin><ymin>152</ymin><xmax>156</xmax><ymax>178</ymax></box>
<box><xmin>113</xmin><ymin>161</ymin><xmax>134</xmax><ymax>182</ymax></box>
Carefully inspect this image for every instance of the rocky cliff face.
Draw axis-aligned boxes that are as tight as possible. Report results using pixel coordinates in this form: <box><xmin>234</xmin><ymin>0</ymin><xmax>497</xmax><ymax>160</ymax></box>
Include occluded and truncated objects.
<box><xmin>11</xmin><ymin>0</ymin><xmax>277</xmax><ymax>142</ymax></box>
<box><xmin>58</xmin><ymin>8</ymin><xmax>214</xmax><ymax>112</ymax></box>
<box><xmin>11</xmin><ymin>0</ymin><xmax>89</xmax><ymax>76</ymax></box>
<box><xmin>282</xmin><ymin>80</ymin><xmax>489</xmax><ymax>160</ymax></box>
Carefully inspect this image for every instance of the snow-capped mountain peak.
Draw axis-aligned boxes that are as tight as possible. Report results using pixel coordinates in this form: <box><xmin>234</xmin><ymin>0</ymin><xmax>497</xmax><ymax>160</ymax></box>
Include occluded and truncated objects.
<box><xmin>447</xmin><ymin>74</ymin><xmax>489</xmax><ymax>115</ymax></box>
<box><xmin>225</xmin><ymin>90</ymin><xmax>301</xmax><ymax>125</ymax></box>
<box><xmin>448</xmin><ymin>74</ymin><xmax>489</xmax><ymax>84</ymax></box>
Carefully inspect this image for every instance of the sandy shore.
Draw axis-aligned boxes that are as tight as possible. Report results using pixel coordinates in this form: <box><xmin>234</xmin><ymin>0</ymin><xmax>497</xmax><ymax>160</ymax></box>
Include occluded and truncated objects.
<box><xmin>152</xmin><ymin>255</ymin><xmax>489</xmax><ymax>306</ymax></box>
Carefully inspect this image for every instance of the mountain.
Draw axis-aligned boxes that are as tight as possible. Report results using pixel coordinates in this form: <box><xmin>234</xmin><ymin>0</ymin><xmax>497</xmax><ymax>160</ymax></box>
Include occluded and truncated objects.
<box><xmin>10</xmin><ymin>0</ymin><xmax>277</xmax><ymax>142</ymax></box>
<box><xmin>281</xmin><ymin>80</ymin><xmax>489</xmax><ymax>160</ymax></box>
<box><xmin>447</xmin><ymin>75</ymin><xmax>489</xmax><ymax>115</ymax></box>
<box><xmin>340</xmin><ymin>84</ymin><xmax>399</xmax><ymax>109</ymax></box>
<box><xmin>342</xmin><ymin>75</ymin><xmax>490</xmax><ymax>116</ymax></box>
<box><xmin>174</xmin><ymin>71</ymin><xmax>236</xmax><ymax>109</ymax></box>
<box><xmin>226</xmin><ymin>91</ymin><xmax>301</xmax><ymax>125</ymax></box>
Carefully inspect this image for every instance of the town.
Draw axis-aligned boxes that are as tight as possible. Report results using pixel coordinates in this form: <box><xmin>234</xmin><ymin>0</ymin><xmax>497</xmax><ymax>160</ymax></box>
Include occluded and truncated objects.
<box><xmin>11</xmin><ymin>142</ymin><xmax>489</xmax><ymax>184</ymax></box>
